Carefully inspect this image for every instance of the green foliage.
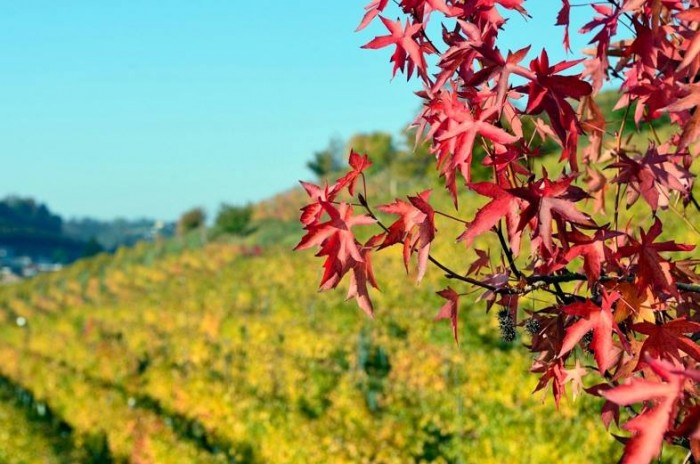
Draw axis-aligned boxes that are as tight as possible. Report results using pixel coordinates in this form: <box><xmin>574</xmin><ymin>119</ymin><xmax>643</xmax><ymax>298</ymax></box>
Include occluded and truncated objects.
<box><xmin>176</xmin><ymin>208</ymin><xmax>206</xmax><ymax>237</ymax></box>
<box><xmin>306</xmin><ymin>137</ymin><xmax>344</xmax><ymax>178</ymax></box>
<box><xmin>0</xmin><ymin>196</ymin><xmax>62</xmax><ymax>233</ymax></box>
<box><xmin>213</xmin><ymin>203</ymin><xmax>253</xmax><ymax>236</ymax></box>
<box><xmin>82</xmin><ymin>237</ymin><xmax>104</xmax><ymax>258</ymax></box>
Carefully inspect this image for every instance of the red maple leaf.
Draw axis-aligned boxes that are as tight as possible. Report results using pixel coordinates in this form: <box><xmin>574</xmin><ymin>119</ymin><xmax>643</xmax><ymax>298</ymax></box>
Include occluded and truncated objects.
<box><xmin>399</xmin><ymin>0</ymin><xmax>453</xmax><ymax>18</ymax></box>
<box><xmin>378</xmin><ymin>189</ymin><xmax>436</xmax><ymax>282</ymax></box>
<box><xmin>559</xmin><ymin>289</ymin><xmax>624</xmax><ymax>373</ymax></box>
<box><xmin>580</xmin><ymin>4</ymin><xmax>620</xmax><ymax>63</ymax></box>
<box><xmin>610</xmin><ymin>147</ymin><xmax>691</xmax><ymax>211</ymax></box>
<box><xmin>298</xmin><ymin>181</ymin><xmax>339</xmax><ymax>227</ymax></box>
<box><xmin>356</xmin><ymin>0</ymin><xmax>389</xmax><ymax>31</ymax></box>
<box><xmin>361</xmin><ymin>16</ymin><xmax>428</xmax><ymax>79</ymax></box>
<box><xmin>548</xmin><ymin>228</ymin><xmax>616</xmax><ymax>286</ymax></box>
<box><xmin>466</xmin><ymin>248</ymin><xmax>491</xmax><ymax>276</ymax></box>
<box><xmin>555</xmin><ymin>0</ymin><xmax>571</xmax><ymax>52</ymax></box>
<box><xmin>295</xmin><ymin>203</ymin><xmax>376</xmax><ymax>291</ymax></box>
<box><xmin>435</xmin><ymin>287</ymin><xmax>460</xmax><ymax>343</ymax></box>
<box><xmin>336</xmin><ymin>150</ymin><xmax>373</xmax><ymax>196</ymax></box>
<box><xmin>602</xmin><ymin>358</ymin><xmax>686</xmax><ymax>464</ymax></box>
<box><xmin>633</xmin><ymin>318</ymin><xmax>700</xmax><ymax>366</ymax></box>
<box><xmin>457</xmin><ymin>182</ymin><xmax>520</xmax><ymax>251</ymax></box>
<box><xmin>510</xmin><ymin>171</ymin><xmax>596</xmax><ymax>252</ymax></box>
<box><xmin>415</xmin><ymin>89</ymin><xmax>519</xmax><ymax>206</ymax></box>
<box><xmin>463</xmin><ymin>45</ymin><xmax>532</xmax><ymax>110</ymax></box>
<box><xmin>434</xmin><ymin>105</ymin><xmax>519</xmax><ymax>205</ymax></box>
<box><xmin>521</xmin><ymin>50</ymin><xmax>592</xmax><ymax>170</ymax></box>
<box><xmin>346</xmin><ymin>235</ymin><xmax>383</xmax><ymax>317</ymax></box>
<box><xmin>677</xmin><ymin>8</ymin><xmax>700</xmax><ymax>71</ymax></box>
<box><xmin>618</xmin><ymin>218</ymin><xmax>695</xmax><ymax>298</ymax></box>
<box><xmin>662</xmin><ymin>82</ymin><xmax>700</xmax><ymax>152</ymax></box>
<box><xmin>532</xmin><ymin>357</ymin><xmax>567</xmax><ymax>408</ymax></box>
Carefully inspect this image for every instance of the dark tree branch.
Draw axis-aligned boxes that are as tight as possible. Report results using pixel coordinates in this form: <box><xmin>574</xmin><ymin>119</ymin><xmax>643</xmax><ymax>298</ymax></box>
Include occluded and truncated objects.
<box><xmin>496</xmin><ymin>223</ymin><xmax>521</xmax><ymax>279</ymax></box>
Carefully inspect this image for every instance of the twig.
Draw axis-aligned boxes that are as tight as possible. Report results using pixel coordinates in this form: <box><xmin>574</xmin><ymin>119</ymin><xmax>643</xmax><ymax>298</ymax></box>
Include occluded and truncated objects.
<box><xmin>496</xmin><ymin>223</ymin><xmax>522</xmax><ymax>279</ymax></box>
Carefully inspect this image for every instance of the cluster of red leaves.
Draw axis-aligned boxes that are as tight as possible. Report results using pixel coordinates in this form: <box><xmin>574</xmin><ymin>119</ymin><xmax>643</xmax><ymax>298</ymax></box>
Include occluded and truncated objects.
<box><xmin>296</xmin><ymin>1</ymin><xmax>700</xmax><ymax>462</ymax></box>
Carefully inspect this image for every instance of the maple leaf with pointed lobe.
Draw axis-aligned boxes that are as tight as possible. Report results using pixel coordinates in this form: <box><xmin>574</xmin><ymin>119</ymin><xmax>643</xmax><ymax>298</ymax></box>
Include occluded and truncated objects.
<box><xmin>435</xmin><ymin>287</ymin><xmax>460</xmax><ymax>343</ymax></box>
<box><xmin>482</xmin><ymin>145</ymin><xmax>531</xmax><ymax>176</ymax></box>
<box><xmin>362</xmin><ymin>16</ymin><xmax>427</xmax><ymax>79</ymax></box>
<box><xmin>467</xmin><ymin>249</ymin><xmax>490</xmax><ymax>276</ymax></box>
<box><xmin>510</xmin><ymin>171</ymin><xmax>596</xmax><ymax>252</ymax></box>
<box><xmin>633</xmin><ymin>318</ymin><xmax>700</xmax><ymax>366</ymax></box>
<box><xmin>613</xmin><ymin>282</ymin><xmax>657</xmax><ymax>324</ymax></box>
<box><xmin>336</xmin><ymin>150</ymin><xmax>373</xmax><ymax>196</ymax></box>
<box><xmin>662</xmin><ymin>82</ymin><xmax>700</xmax><ymax>152</ymax></box>
<box><xmin>457</xmin><ymin>182</ymin><xmax>521</xmax><ymax>252</ymax></box>
<box><xmin>559</xmin><ymin>289</ymin><xmax>624</xmax><ymax>373</ymax></box>
<box><xmin>476</xmin><ymin>271</ymin><xmax>511</xmax><ymax>313</ymax></box>
<box><xmin>434</xmin><ymin>105</ymin><xmax>519</xmax><ymax>206</ymax></box>
<box><xmin>295</xmin><ymin>203</ymin><xmax>376</xmax><ymax>291</ymax></box>
<box><xmin>549</xmin><ymin>228</ymin><xmax>615</xmax><ymax>286</ymax></box>
<box><xmin>356</xmin><ymin>0</ymin><xmax>389</xmax><ymax>31</ymax></box>
<box><xmin>399</xmin><ymin>0</ymin><xmax>453</xmax><ymax>18</ymax></box>
<box><xmin>610</xmin><ymin>147</ymin><xmax>691</xmax><ymax>211</ymax></box>
<box><xmin>602</xmin><ymin>358</ymin><xmax>686</xmax><ymax>464</ymax></box>
<box><xmin>580</xmin><ymin>4</ymin><xmax>620</xmax><ymax>62</ymax></box>
<box><xmin>346</xmin><ymin>235</ymin><xmax>383</xmax><ymax>317</ymax></box>
<box><xmin>532</xmin><ymin>357</ymin><xmax>567</xmax><ymax>408</ymax></box>
<box><xmin>522</xmin><ymin>50</ymin><xmax>592</xmax><ymax>170</ymax></box>
<box><xmin>618</xmin><ymin>218</ymin><xmax>695</xmax><ymax>298</ymax></box>
<box><xmin>677</xmin><ymin>8</ymin><xmax>700</xmax><ymax>71</ymax></box>
<box><xmin>378</xmin><ymin>190</ymin><xmax>436</xmax><ymax>282</ymax></box>
<box><xmin>464</xmin><ymin>45</ymin><xmax>532</xmax><ymax>110</ymax></box>
<box><xmin>556</xmin><ymin>0</ymin><xmax>571</xmax><ymax>52</ymax></box>
<box><xmin>298</xmin><ymin>181</ymin><xmax>339</xmax><ymax>227</ymax></box>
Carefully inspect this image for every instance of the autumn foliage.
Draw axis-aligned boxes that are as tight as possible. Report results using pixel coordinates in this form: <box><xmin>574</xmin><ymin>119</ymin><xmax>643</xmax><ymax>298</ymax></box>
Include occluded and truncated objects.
<box><xmin>295</xmin><ymin>1</ymin><xmax>700</xmax><ymax>462</ymax></box>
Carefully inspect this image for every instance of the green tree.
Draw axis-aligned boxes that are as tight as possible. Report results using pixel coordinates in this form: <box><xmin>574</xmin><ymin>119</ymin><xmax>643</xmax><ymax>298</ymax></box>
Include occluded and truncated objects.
<box><xmin>214</xmin><ymin>203</ymin><xmax>253</xmax><ymax>236</ymax></box>
<box><xmin>82</xmin><ymin>237</ymin><xmax>104</xmax><ymax>258</ymax></box>
<box><xmin>176</xmin><ymin>208</ymin><xmax>206</xmax><ymax>237</ymax></box>
<box><xmin>306</xmin><ymin>137</ymin><xmax>344</xmax><ymax>178</ymax></box>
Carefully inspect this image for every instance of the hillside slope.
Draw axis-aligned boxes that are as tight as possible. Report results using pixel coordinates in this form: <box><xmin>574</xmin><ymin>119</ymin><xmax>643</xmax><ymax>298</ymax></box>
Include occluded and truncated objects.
<box><xmin>0</xmin><ymin>233</ymin><xmax>629</xmax><ymax>463</ymax></box>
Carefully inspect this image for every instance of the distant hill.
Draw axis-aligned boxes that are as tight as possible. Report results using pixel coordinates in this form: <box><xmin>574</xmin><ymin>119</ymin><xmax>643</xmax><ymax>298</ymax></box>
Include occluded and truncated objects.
<box><xmin>63</xmin><ymin>217</ymin><xmax>175</xmax><ymax>251</ymax></box>
<box><xmin>0</xmin><ymin>196</ymin><xmax>86</xmax><ymax>263</ymax></box>
<box><xmin>0</xmin><ymin>196</ymin><xmax>175</xmax><ymax>267</ymax></box>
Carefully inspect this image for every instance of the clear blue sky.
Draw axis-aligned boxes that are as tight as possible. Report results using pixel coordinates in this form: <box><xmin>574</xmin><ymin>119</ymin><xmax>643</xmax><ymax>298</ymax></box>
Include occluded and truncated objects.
<box><xmin>0</xmin><ymin>2</ymin><xmax>597</xmax><ymax>221</ymax></box>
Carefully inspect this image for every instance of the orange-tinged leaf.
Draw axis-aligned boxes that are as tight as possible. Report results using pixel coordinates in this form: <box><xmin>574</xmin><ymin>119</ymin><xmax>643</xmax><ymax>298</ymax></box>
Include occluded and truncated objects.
<box><xmin>614</xmin><ymin>282</ymin><xmax>656</xmax><ymax>324</ymax></box>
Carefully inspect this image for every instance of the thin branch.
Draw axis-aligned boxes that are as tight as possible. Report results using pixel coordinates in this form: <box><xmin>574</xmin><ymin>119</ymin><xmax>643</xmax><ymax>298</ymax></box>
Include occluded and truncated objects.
<box><xmin>435</xmin><ymin>210</ymin><xmax>469</xmax><ymax>224</ymax></box>
<box><xmin>496</xmin><ymin>223</ymin><xmax>521</xmax><ymax>279</ymax></box>
<box><xmin>690</xmin><ymin>193</ymin><xmax>700</xmax><ymax>212</ymax></box>
<box><xmin>428</xmin><ymin>255</ymin><xmax>497</xmax><ymax>291</ymax></box>
<box><xmin>528</xmin><ymin>272</ymin><xmax>700</xmax><ymax>294</ymax></box>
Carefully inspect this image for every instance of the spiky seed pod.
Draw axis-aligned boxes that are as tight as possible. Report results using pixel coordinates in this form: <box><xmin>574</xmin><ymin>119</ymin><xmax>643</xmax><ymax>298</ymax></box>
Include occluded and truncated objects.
<box><xmin>582</xmin><ymin>331</ymin><xmax>594</xmax><ymax>354</ymax></box>
<box><xmin>524</xmin><ymin>318</ymin><xmax>540</xmax><ymax>335</ymax></box>
<box><xmin>498</xmin><ymin>309</ymin><xmax>516</xmax><ymax>342</ymax></box>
